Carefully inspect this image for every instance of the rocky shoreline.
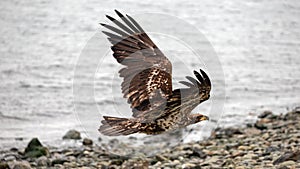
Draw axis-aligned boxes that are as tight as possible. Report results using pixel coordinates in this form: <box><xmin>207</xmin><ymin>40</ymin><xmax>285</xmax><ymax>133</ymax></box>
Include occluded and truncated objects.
<box><xmin>1</xmin><ymin>108</ymin><xmax>300</xmax><ymax>169</ymax></box>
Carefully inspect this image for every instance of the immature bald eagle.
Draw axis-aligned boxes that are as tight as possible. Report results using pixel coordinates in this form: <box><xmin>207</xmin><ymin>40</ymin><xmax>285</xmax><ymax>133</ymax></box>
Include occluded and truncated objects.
<box><xmin>99</xmin><ymin>10</ymin><xmax>211</xmax><ymax>136</ymax></box>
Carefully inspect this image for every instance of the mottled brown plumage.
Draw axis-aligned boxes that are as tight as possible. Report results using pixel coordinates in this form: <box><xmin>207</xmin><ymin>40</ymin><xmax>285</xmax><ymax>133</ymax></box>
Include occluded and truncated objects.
<box><xmin>99</xmin><ymin>10</ymin><xmax>211</xmax><ymax>136</ymax></box>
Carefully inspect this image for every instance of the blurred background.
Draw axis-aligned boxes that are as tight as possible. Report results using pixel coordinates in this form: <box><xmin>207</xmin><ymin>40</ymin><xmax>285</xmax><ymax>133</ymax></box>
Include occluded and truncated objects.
<box><xmin>0</xmin><ymin>0</ymin><xmax>299</xmax><ymax>149</ymax></box>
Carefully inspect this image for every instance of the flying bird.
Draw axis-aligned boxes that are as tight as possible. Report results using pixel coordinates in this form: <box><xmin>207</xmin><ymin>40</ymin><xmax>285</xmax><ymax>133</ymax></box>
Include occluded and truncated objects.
<box><xmin>99</xmin><ymin>10</ymin><xmax>211</xmax><ymax>136</ymax></box>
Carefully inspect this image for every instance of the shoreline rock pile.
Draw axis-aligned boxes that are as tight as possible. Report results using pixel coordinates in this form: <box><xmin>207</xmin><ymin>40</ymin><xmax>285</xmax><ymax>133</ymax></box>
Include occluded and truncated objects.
<box><xmin>0</xmin><ymin>109</ymin><xmax>299</xmax><ymax>169</ymax></box>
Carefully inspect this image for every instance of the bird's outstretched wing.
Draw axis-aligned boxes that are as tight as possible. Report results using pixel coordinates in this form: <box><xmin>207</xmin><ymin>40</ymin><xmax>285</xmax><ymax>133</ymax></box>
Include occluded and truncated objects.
<box><xmin>176</xmin><ymin>69</ymin><xmax>211</xmax><ymax>111</ymax></box>
<box><xmin>139</xmin><ymin>69</ymin><xmax>211</xmax><ymax>121</ymax></box>
<box><xmin>101</xmin><ymin>10</ymin><xmax>173</xmax><ymax>117</ymax></box>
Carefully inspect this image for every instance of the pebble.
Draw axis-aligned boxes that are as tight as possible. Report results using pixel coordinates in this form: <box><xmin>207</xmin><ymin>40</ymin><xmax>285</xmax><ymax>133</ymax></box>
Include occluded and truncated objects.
<box><xmin>12</xmin><ymin>161</ymin><xmax>32</xmax><ymax>169</ymax></box>
<box><xmin>82</xmin><ymin>138</ymin><xmax>93</xmax><ymax>146</ymax></box>
<box><xmin>279</xmin><ymin>160</ymin><xmax>296</xmax><ymax>168</ymax></box>
<box><xmin>0</xmin><ymin>162</ymin><xmax>9</xmax><ymax>169</ymax></box>
<box><xmin>63</xmin><ymin>130</ymin><xmax>81</xmax><ymax>140</ymax></box>
<box><xmin>258</xmin><ymin>111</ymin><xmax>273</xmax><ymax>119</ymax></box>
<box><xmin>182</xmin><ymin>163</ymin><xmax>197</xmax><ymax>169</ymax></box>
<box><xmin>238</xmin><ymin>145</ymin><xmax>250</xmax><ymax>151</ymax></box>
<box><xmin>156</xmin><ymin>154</ymin><xmax>168</xmax><ymax>161</ymax></box>
<box><xmin>36</xmin><ymin>156</ymin><xmax>50</xmax><ymax>167</ymax></box>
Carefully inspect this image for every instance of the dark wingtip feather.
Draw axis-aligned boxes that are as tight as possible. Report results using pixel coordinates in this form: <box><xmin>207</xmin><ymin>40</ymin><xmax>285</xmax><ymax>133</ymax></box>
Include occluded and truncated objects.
<box><xmin>99</xmin><ymin>23</ymin><xmax>106</xmax><ymax>26</ymax></box>
<box><xmin>106</xmin><ymin>15</ymin><xmax>116</xmax><ymax>21</ymax></box>
<box><xmin>115</xmin><ymin>9</ymin><xmax>124</xmax><ymax>17</ymax></box>
<box><xmin>193</xmin><ymin>70</ymin><xmax>204</xmax><ymax>84</ymax></box>
<box><xmin>125</xmin><ymin>14</ymin><xmax>144</xmax><ymax>33</ymax></box>
<box><xmin>200</xmin><ymin>69</ymin><xmax>211</xmax><ymax>86</ymax></box>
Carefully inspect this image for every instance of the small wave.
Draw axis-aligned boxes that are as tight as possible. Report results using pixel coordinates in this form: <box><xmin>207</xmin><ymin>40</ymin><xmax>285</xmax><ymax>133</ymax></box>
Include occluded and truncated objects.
<box><xmin>0</xmin><ymin>112</ymin><xmax>28</xmax><ymax>121</ymax></box>
<box><xmin>20</xmin><ymin>83</ymin><xmax>31</xmax><ymax>88</ymax></box>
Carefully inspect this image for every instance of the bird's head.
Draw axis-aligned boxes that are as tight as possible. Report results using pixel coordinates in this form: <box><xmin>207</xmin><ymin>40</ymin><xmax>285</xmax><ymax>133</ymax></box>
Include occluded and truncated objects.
<box><xmin>189</xmin><ymin>114</ymin><xmax>210</xmax><ymax>124</ymax></box>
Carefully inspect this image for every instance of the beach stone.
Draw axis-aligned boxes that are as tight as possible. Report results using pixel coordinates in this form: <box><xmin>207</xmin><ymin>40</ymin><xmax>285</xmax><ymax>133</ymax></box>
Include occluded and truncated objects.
<box><xmin>4</xmin><ymin>154</ymin><xmax>17</xmax><ymax>161</ymax></box>
<box><xmin>12</xmin><ymin>161</ymin><xmax>31</xmax><ymax>169</ymax></box>
<box><xmin>273</xmin><ymin>150</ymin><xmax>300</xmax><ymax>165</ymax></box>
<box><xmin>284</xmin><ymin>109</ymin><xmax>300</xmax><ymax>120</ymax></box>
<box><xmin>178</xmin><ymin>156</ymin><xmax>184</xmax><ymax>161</ymax></box>
<box><xmin>53</xmin><ymin>164</ymin><xmax>63</xmax><ymax>168</ymax></box>
<box><xmin>279</xmin><ymin>160</ymin><xmax>296</xmax><ymax>168</ymax></box>
<box><xmin>243</xmin><ymin>153</ymin><xmax>256</xmax><ymax>159</ymax></box>
<box><xmin>182</xmin><ymin>163</ymin><xmax>198</xmax><ymax>169</ymax></box>
<box><xmin>63</xmin><ymin>130</ymin><xmax>81</xmax><ymax>140</ymax></box>
<box><xmin>36</xmin><ymin>156</ymin><xmax>50</xmax><ymax>167</ymax></box>
<box><xmin>0</xmin><ymin>162</ymin><xmax>9</xmax><ymax>169</ymax></box>
<box><xmin>172</xmin><ymin>160</ymin><xmax>180</xmax><ymax>165</ymax></box>
<box><xmin>24</xmin><ymin>138</ymin><xmax>49</xmax><ymax>158</ymax></box>
<box><xmin>262</xmin><ymin>133</ymin><xmax>270</xmax><ymax>140</ymax></box>
<box><xmin>276</xmin><ymin>166</ymin><xmax>289</xmax><ymax>169</ymax></box>
<box><xmin>235</xmin><ymin>166</ymin><xmax>245</xmax><ymax>169</ymax></box>
<box><xmin>109</xmin><ymin>138</ymin><xmax>119</xmax><ymax>145</ymax></box>
<box><xmin>10</xmin><ymin>148</ymin><xmax>19</xmax><ymax>152</ymax></box>
<box><xmin>64</xmin><ymin>162</ymin><xmax>77</xmax><ymax>168</ymax></box>
<box><xmin>232</xmin><ymin>151</ymin><xmax>246</xmax><ymax>158</ymax></box>
<box><xmin>265</xmin><ymin>146</ymin><xmax>280</xmax><ymax>154</ymax></box>
<box><xmin>122</xmin><ymin>159</ymin><xmax>149</xmax><ymax>169</ymax></box>
<box><xmin>238</xmin><ymin>145</ymin><xmax>250</xmax><ymax>151</ymax></box>
<box><xmin>244</xmin><ymin>128</ymin><xmax>261</xmax><ymax>136</ymax></box>
<box><xmin>225</xmin><ymin>143</ymin><xmax>240</xmax><ymax>150</ymax></box>
<box><xmin>254</xmin><ymin>122</ymin><xmax>268</xmax><ymax>130</ymax></box>
<box><xmin>82</xmin><ymin>138</ymin><xmax>93</xmax><ymax>146</ymax></box>
<box><xmin>214</xmin><ymin>128</ymin><xmax>243</xmax><ymax>138</ymax></box>
<box><xmin>97</xmin><ymin>161</ymin><xmax>110</xmax><ymax>168</ymax></box>
<box><xmin>202</xmin><ymin>156</ymin><xmax>218</xmax><ymax>165</ymax></box>
<box><xmin>110</xmin><ymin>159</ymin><xmax>124</xmax><ymax>165</ymax></box>
<box><xmin>221</xmin><ymin>159</ymin><xmax>235</xmax><ymax>167</ymax></box>
<box><xmin>189</xmin><ymin>147</ymin><xmax>207</xmax><ymax>158</ymax></box>
<box><xmin>156</xmin><ymin>154</ymin><xmax>168</xmax><ymax>161</ymax></box>
<box><xmin>25</xmin><ymin>138</ymin><xmax>42</xmax><ymax>150</ymax></box>
<box><xmin>258</xmin><ymin>111</ymin><xmax>273</xmax><ymax>118</ymax></box>
<box><xmin>129</xmin><ymin>136</ymin><xmax>137</xmax><ymax>140</ymax></box>
<box><xmin>51</xmin><ymin>158</ymin><xmax>69</xmax><ymax>166</ymax></box>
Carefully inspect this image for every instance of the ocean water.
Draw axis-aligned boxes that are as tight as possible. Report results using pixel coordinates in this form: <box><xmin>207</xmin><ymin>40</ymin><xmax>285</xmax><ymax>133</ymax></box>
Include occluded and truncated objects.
<box><xmin>0</xmin><ymin>0</ymin><xmax>299</xmax><ymax>149</ymax></box>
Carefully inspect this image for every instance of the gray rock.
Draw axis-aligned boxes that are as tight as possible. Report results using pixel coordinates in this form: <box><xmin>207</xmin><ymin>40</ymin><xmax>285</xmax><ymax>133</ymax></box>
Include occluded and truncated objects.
<box><xmin>122</xmin><ymin>159</ymin><xmax>149</xmax><ymax>169</ymax></box>
<box><xmin>214</xmin><ymin>127</ymin><xmax>243</xmax><ymax>138</ymax></box>
<box><xmin>12</xmin><ymin>161</ymin><xmax>31</xmax><ymax>169</ymax></box>
<box><xmin>24</xmin><ymin>138</ymin><xmax>49</xmax><ymax>158</ymax></box>
<box><xmin>273</xmin><ymin>150</ymin><xmax>300</xmax><ymax>165</ymax></box>
<box><xmin>182</xmin><ymin>163</ymin><xmax>198</xmax><ymax>169</ymax></box>
<box><xmin>258</xmin><ymin>111</ymin><xmax>273</xmax><ymax>118</ymax></box>
<box><xmin>265</xmin><ymin>146</ymin><xmax>280</xmax><ymax>154</ymax></box>
<box><xmin>109</xmin><ymin>138</ymin><xmax>119</xmax><ymax>145</ymax></box>
<box><xmin>62</xmin><ymin>130</ymin><xmax>81</xmax><ymax>140</ymax></box>
<box><xmin>189</xmin><ymin>147</ymin><xmax>207</xmax><ymax>158</ymax></box>
<box><xmin>279</xmin><ymin>160</ymin><xmax>296</xmax><ymax>168</ymax></box>
<box><xmin>51</xmin><ymin>158</ymin><xmax>69</xmax><ymax>166</ymax></box>
<box><xmin>4</xmin><ymin>154</ymin><xmax>17</xmax><ymax>161</ymax></box>
<box><xmin>0</xmin><ymin>162</ymin><xmax>9</xmax><ymax>169</ymax></box>
<box><xmin>156</xmin><ymin>154</ymin><xmax>168</xmax><ymax>161</ymax></box>
<box><xmin>36</xmin><ymin>156</ymin><xmax>50</xmax><ymax>167</ymax></box>
<box><xmin>82</xmin><ymin>138</ymin><xmax>93</xmax><ymax>146</ymax></box>
<box><xmin>254</xmin><ymin>122</ymin><xmax>268</xmax><ymax>130</ymax></box>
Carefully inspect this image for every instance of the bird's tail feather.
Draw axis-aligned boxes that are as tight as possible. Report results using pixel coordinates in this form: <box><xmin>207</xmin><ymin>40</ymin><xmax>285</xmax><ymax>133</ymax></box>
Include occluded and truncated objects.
<box><xmin>99</xmin><ymin>116</ymin><xmax>141</xmax><ymax>136</ymax></box>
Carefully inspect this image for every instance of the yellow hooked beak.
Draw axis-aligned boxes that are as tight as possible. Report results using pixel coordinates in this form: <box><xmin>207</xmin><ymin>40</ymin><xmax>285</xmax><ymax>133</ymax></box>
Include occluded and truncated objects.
<box><xmin>200</xmin><ymin>115</ymin><xmax>209</xmax><ymax>121</ymax></box>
